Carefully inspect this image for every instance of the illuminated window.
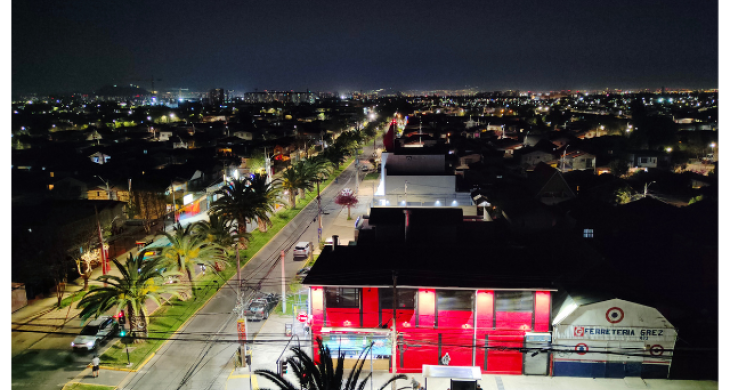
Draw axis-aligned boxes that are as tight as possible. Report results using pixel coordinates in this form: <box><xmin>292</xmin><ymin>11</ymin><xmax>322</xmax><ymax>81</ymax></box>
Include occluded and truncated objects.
<box><xmin>497</xmin><ymin>291</ymin><xmax>532</xmax><ymax>310</ymax></box>
<box><xmin>437</xmin><ymin>290</ymin><xmax>473</xmax><ymax>311</ymax></box>
<box><xmin>50</xmin><ymin>172</ymin><xmax>54</xmax><ymax>177</ymax></box>
<box><xmin>584</xmin><ymin>228</ymin><xmax>594</xmax><ymax>238</ymax></box>
<box><xmin>325</xmin><ymin>288</ymin><xmax>360</xmax><ymax>308</ymax></box>
<box><xmin>379</xmin><ymin>289</ymin><xmax>416</xmax><ymax>309</ymax></box>
<box><xmin>48</xmin><ymin>184</ymin><xmax>54</xmax><ymax>190</ymax></box>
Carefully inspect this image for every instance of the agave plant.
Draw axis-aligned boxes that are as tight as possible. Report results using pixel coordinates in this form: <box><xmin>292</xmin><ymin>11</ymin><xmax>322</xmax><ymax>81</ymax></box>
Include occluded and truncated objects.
<box><xmin>256</xmin><ymin>337</ymin><xmax>408</xmax><ymax>390</ymax></box>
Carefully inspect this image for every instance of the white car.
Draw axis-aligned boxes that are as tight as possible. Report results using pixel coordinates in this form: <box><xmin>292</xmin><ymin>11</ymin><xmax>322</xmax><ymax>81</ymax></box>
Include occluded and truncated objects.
<box><xmin>71</xmin><ymin>316</ymin><xmax>118</xmax><ymax>352</ymax></box>
<box><xmin>293</xmin><ymin>242</ymin><xmax>311</xmax><ymax>259</ymax></box>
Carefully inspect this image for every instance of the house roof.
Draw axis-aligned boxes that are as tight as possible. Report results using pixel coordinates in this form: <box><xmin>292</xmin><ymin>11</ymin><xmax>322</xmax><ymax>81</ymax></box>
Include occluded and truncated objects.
<box><xmin>303</xmin><ymin>228</ymin><xmax>602</xmax><ymax>290</ymax></box>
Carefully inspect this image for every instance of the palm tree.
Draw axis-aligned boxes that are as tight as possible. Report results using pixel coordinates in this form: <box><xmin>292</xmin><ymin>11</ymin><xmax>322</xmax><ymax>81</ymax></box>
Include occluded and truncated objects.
<box><xmin>305</xmin><ymin>158</ymin><xmax>334</xmax><ymax>206</ymax></box>
<box><xmin>321</xmin><ymin>146</ymin><xmax>348</xmax><ymax>170</ymax></box>
<box><xmin>193</xmin><ymin>214</ymin><xmax>243</xmax><ymax>252</ymax></box>
<box><xmin>256</xmin><ymin>337</ymin><xmax>407</xmax><ymax>390</ymax></box>
<box><xmin>77</xmin><ymin>254</ymin><xmax>183</xmax><ymax>341</ymax></box>
<box><xmin>281</xmin><ymin>164</ymin><xmax>305</xmax><ymax>208</ymax></box>
<box><xmin>157</xmin><ymin>222</ymin><xmax>226</xmax><ymax>298</ymax></box>
<box><xmin>247</xmin><ymin>173</ymin><xmax>282</xmax><ymax>232</ymax></box>
<box><xmin>298</xmin><ymin>159</ymin><xmax>331</xmax><ymax>201</ymax></box>
<box><xmin>211</xmin><ymin>179</ymin><xmax>259</xmax><ymax>244</ymax></box>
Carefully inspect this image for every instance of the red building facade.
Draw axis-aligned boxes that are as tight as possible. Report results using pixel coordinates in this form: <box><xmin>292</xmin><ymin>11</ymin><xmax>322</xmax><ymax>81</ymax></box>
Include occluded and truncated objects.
<box><xmin>308</xmin><ymin>285</ymin><xmax>552</xmax><ymax>375</ymax></box>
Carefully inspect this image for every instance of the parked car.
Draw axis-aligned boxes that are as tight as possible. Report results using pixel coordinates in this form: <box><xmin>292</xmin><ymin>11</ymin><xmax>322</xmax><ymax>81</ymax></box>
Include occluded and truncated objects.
<box><xmin>244</xmin><ymin>292</ymin><xmax>279</xmax><ymax>321</ymax></box>
<box><xmin>71</xmin><ymin>316</ymin><xmax>118</xmax><ymax>352</ymax></box>
<box><xmin>295</xmin><ymin>267</ymin><xmax>311</xmax><ymax>282</ymax></box>
<box><xmin>293</xmin><ymin>242</ymin><xmax>311</xmax><ymax>259</ymax></box>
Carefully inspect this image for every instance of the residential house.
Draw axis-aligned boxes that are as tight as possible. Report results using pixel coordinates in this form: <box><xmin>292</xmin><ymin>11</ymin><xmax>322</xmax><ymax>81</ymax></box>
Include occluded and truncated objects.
<box><xmin>563</xmin><ymin>150</ymin><xmax>596</xmax><ymax>172</ymax></box>
<box><xmin>88</xmin><ymin>185</ymin><xmax>130</xmax><ymax>202</ymax></box>
<box><xmin>626</xmin><ymin>151</ymin><xmax>670</xmax><ymax>170</ymax></box>
<box><xmin>88</xmin><ymin>151</ymin><xmax>111</xmax><ymax>164</ymax></box>
<box><xmin>515</xmin><ymin>148</ymin><xmax>555</xmax><ymax>170</ymax></box>
<box><xmin>527</xmin><ymin>163</ymin><xmax>576</xmax><ymax>205</ymax></box>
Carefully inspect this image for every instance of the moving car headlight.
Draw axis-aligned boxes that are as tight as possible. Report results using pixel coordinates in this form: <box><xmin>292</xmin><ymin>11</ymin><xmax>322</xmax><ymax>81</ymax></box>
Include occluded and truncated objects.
<box><xmin>86</xmin><ymin>341</ymin><xmax>95</xmax><ymax>347</ymax></box>
<box><xmin>71</xmin><ymin>342</ymin><xmax>75</xmax><ymax>347</ymax></box>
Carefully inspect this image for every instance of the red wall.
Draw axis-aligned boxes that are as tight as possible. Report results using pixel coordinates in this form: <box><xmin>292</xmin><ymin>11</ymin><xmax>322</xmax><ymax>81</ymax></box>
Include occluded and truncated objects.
<box><xmin>495</xmin><ymin>312</ymin><xmax>533</xmax><ymax>331</ymax></box>
<box><xmin>362</xmin><ymin>287</ymin><xmax>380</xmax><ymax>328</ymax></box>
<box><xmin>325</xmin><ymin>308</ymin><xmax>360</xmax><ymax>327</ymax></box>
<box><xmin>309</xmin><ymin>287</ymin><xmax>552</xmax><ymax>375</ymax></box>
<box><xmin>381</xmin><ymin>309</ymin><xmax>416</xmax><ymax>329</ymax></box>
<box><xmin>440</xmin><ymin>333</ymin><xmax>475</xmax><ymax>366</ymax></box>
<box><xmin>400</xmin><ymin>331</ymin><xmax>439</xmax><ymax>372</ymax></box>
<box><xmin>486</xmin><ymin>334</ymin><xmax>524</xmax><ymax>374</ymax></box>
<box><xmin>438</xmin><ymin>310</ymin><xmax>473</xmax><ymax>329</ymax></box>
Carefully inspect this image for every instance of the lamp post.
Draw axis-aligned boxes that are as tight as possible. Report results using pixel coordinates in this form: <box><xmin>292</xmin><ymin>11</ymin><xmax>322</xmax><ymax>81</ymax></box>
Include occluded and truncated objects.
<box><xmin>710</xmin><ymin>143</ymin><xmax>716</xmax><ymax>161</ymax></box>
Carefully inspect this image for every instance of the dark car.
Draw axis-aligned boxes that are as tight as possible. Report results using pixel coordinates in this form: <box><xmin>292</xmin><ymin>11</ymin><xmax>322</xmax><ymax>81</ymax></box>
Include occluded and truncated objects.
<box><xmin>243</xmin><ymin>293</ymin><xmax>279</xmax><ymax>321</ymax></box>
<box><xmin>295</xmin><ymin>267</ymin><xmax>311</xmax><ymax>282</ymax></box>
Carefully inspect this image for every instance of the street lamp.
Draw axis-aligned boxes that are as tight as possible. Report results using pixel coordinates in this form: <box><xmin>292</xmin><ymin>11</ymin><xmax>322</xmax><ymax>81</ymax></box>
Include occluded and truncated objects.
<box><xmin>710</xmin><ymin>143</ymin><xmax>716</xmax><ymax>161</ymax></box>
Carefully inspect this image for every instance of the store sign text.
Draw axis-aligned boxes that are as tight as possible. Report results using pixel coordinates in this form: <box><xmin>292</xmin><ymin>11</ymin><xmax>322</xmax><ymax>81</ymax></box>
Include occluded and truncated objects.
<box><xmin>570</xmin><ymin>326</ymin><xmax>670</xmax><ymax>341</ymax></box>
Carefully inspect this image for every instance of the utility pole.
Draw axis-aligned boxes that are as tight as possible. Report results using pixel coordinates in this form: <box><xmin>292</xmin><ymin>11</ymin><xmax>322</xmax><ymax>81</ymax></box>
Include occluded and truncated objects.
<box><xmin>391</xmin><ymin>271</ymin><xmax>398</xmax><ymax>388</ymax></box>
<box><xmin>94</xmin><ymin>206</ymin><xmax>108</xmax><ymax>283</ymax></box>
<box><xmin>170</xmin><ymin>182</ymin><xmax>177</xmax><ymax>223</ymax></box>
<box><xmin>235</xmin><ymin>242</ymin><xmax>250</xmax><ymax>376</ymax></box>
<box><xmin>281</xmin><ymin>250</ymin><xmax>287</xmax><ymax>314</ymax></box>
<box><xmin>316</xmin><ymin>180</ymin><xmax>323</xmax><ymax>244</ymax></box>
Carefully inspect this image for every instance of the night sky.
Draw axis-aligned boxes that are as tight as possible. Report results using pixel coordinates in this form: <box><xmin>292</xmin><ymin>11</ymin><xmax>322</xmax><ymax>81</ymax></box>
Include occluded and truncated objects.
<box><xmin>12</xmin><ymin>0</ymin><xmax>718</xmax><ymax>95</ymax></box>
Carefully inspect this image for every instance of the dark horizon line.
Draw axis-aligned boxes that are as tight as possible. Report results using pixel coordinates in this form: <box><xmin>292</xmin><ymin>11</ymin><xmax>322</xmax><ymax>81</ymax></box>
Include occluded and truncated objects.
<box><xmin>12</xmin><ymin>84</ymin><xmax>720</xmax><ymax>98</ymax></box>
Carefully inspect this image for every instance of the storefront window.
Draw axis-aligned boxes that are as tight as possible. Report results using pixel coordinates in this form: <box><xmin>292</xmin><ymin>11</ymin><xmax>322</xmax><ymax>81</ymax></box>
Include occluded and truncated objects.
<box><xmin>495</xmin><ymin>291</ymin><xmax>534</xmax><ymax>312</ymax></box>
<box><xmin>379</xmin><ymin>289</ymin><xmax>416</xmax><ymax>309</ymax></box>
<box><xmin>437</xmin><ymin>290</ymin><xmax>473</xmax><ymax>311</ymax></box>
<box><xmin>325</xmin><ymin>288</ymin><xmax>360</xmax><ymax>308</ymax></box>
<box><xmin>321</xmin><ymin>334</ymin><xmax>392</xmax><ymax>359</ymax></box>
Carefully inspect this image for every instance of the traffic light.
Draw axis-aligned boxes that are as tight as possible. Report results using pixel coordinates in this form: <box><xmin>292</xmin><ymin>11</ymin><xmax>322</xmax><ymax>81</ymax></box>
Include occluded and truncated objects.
<box><xmin>119</xmin><ymin>310</ymin><xmax>126</xmax><ymax>325</ymax></box>
<box><xmin>245</xmin><ymin>355</ymin><xmax>251</xmax><ymax>365</ymax></box>
<box><xmin>282</xmin><ymin>361</ymin><xmax>288</xmax><ymax>374</ymax></box>
<box><xmin>119</xmin><ymin>329</ymin><xmax>127</xmax><ymax>337</ymax></box>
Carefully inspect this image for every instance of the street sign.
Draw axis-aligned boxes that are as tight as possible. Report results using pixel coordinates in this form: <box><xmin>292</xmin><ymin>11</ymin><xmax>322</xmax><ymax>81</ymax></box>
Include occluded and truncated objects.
<box><xmin>298</xmin><ymin>314</ymin><xmax>308</xmax><ymax>323</ymax></box>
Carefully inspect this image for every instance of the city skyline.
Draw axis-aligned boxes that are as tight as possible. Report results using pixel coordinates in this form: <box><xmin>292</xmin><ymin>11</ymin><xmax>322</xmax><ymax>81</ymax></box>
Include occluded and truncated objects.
<box><xmin>12</xmin><ymin>0</ymin><xmax>719</xmax><ymax>95</ymax></box>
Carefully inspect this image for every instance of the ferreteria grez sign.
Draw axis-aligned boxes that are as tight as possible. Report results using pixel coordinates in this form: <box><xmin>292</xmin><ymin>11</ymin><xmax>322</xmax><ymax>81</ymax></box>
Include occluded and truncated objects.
<box><xmin>555</xmin><ymin>325</ymin><xmax>677</xmax><ymax>342</ymax></box>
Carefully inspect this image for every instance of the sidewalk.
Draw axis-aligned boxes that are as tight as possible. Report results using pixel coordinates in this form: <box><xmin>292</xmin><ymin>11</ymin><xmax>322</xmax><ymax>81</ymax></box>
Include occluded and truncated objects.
<box><xmin>11</xmin><ymin>243</ymin><xmax>145</xmax><ymax>358</ymax></box>
<box><xmin>10</xmin><ymin>213</ymin><xmax>214</xmax><ymax>358</ymax></box>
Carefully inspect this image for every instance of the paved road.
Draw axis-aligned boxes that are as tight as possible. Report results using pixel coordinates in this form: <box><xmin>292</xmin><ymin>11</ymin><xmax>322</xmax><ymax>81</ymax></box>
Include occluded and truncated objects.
<box><xmin>10</xmin><ymin>136</ymin><xmax>380</xmax><ymax>390</ymax></box>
